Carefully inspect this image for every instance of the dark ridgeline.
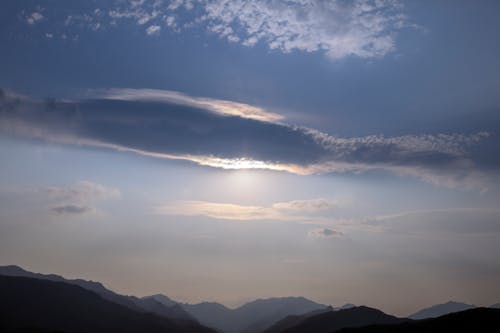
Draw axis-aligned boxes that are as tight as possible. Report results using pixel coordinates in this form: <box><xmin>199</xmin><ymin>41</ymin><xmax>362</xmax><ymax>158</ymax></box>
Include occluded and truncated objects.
<box><xmin>274</xmin><ymin>306</ymin><xmax>407</xmax><ymax>333</ymax></box>
<box><xmin>1</xmin><ymin>266</ymin><xmax>499</xmax><ymax>333</ymax></box>
<box><xmin>263</xmin><ymin>306</ymin><xmax>334</xmax><ymax>333</ymax></box>
<box><xmin>337</xmin><ymin>307</ymin><xmax>500</xmax><ymax>333</ymax></box>
<box><xmin>0</xmin><ymin>275</ymin><xmax>216</xmax><ymax>333</ymax></box>
<box><xmin>0</xmin><ymin>265</ymin><xmax>195</xmax><ymax>322</ymax></box>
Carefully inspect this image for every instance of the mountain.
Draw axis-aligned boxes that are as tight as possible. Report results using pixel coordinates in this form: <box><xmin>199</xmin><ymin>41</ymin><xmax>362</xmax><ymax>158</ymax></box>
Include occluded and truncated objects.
<box><xmin>131</xmin><ymin>296</ymin><xmax>196</xmax><ymax>321</ymax></box>
<box><xmin>408</xmin><ymin>301</ymin><xmax>475</xmax><ymax>320</ymax></box>
<box><xmin>146</xmin><ymin>294</ymin><xmax>179</xmax><ymax>307</ymax></box>
<box><xmin>180</xmin><ymin>297</ymin><xmax>327</xmax><ymax>333</ymax></box>
<box><xmin>491</xmin><ymin>303</ymin><xmax>500</xmax><ymax>309</ymax></box>
<box><xmin>0</xmin><ymin>265</ymin><xmax>193</xmax><ymax>323</ymax></box>
<box><xmin>0</xmin><ymin>275</ymin><xmax>216</xmax><ymax>333</ymax></box>
<box><xmin>263</xmin><ymin>306</ymin><xmax>334</xmax><ymax>333</ymax></box>
<box><xmin>0</xmin><ymin>266</ymin><xmax>331</xmax><ymax>333</ymax></box>
<box><xmin>0</xmin><ymin>265</ymin><xmax>141</xmax><ymax>310</ymax></box>
<box><xmin>277</xmin><ymin>306</ymin><xmax>407</xmax><ymax>333</ymax></box>
<box><xmin>338</xmin><ymin>307</ymin><xmax>500</xmax><ymax>332</ymax></box>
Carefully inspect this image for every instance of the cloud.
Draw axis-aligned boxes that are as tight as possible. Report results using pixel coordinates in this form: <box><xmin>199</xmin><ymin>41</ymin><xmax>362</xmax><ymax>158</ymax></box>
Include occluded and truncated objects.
<box><xmin>98</xmin><ymin>88</ymin><xmax>283</xmax><ymax>122</ymax></box>
<box><xmin>51</xmin><ymin>204</ymin><xmax>93</xmax><ymax>215</ymax></box>
<box><xmin>0</xmin><ymin>89</ymin><xmax>494</xmax><ymax>189</ymax></box>
<box><xmin>308</xmin><ymin>228</ymin><xmax>344</xmax><ymax>238</ymax></box>
<box><xmin>146</xmin><ymin>25</ymin><xmax>161</xmax><ymax>35</ymax></box>
<box><xmin>45</xmin><ymin>181</ymin><xmax>120</xmax><ymax>216</ymax></box>
<box><xmin>46</xmin><ymin>181</ymin><xmax>121</xmax><ymax>203</ymax></box>
<box><xmin>272</xmin><ymin>199</ymin><xmax>337</xmax><ymax>212</ymax></box>
<box><xmin>19</xmin><ymin>0</ymin><xmax>412</xmax><ymax>60</ymax></box>
<box><xmin>363</xmin><ymin>207</ymin><xmax>500</xmax><ymax>235</ymax></box>
<box><xmin>156</xmin><ymin>199</ymin><xmax>340</xmax><ymax>224</ymax></box>
<box><xmin>191</xmin><ymin>0</ymin><xmax>409</xmax><ymax>59</ymax></box>
<box><xmin>26</xmin><ymin>12</ymin><xmax>44</xmax><ymax>25</ymax></box>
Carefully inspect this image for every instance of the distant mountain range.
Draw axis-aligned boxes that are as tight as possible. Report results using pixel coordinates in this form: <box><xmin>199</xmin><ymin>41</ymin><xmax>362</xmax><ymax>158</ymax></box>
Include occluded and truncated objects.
<box><xmin>0</xmin><ymin>275</ymin><xmax>215</xmax><ymax>333</ymax></box>
<box><xmin>1</xmin><ymin>265</ymin><xmax>499</xmax><ymax>333</ymax></box>
<box><xmin>338</xmin><ymin>307</ymin><xmax>500</xmax><ymax>332</ymax></box>
<box><xmin>408</xmin><ymin>300</ymin><xmax>475</xmax><ymax>319</ymax></box>
<box><xmin>274</xmin><ymin>306</ymin><xmax>407</xmax><ymax>333</ymax></box>
<box><xmin>158</xmin><ymin>295</ymin><xmax>328</xmax><ymax>333</ymax></box>
<box><xmin>0</xmin><ymin>265</ymin><xmax>329</xmax><ymax>333</ymax></box>
<box><xmin>0</xmin><ymin>265</ymin><xmax>195</xmax><ymax>322</ymax></box>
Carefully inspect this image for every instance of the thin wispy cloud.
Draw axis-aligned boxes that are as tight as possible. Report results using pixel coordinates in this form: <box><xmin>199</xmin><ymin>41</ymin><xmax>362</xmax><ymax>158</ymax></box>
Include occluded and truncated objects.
<box><xmin>156</xmin><ymin>199</ymin><xmax>339</xmax><ymax>224</ymax></box>
<box><xmin>0</xmin><ymin>89</ymin><xmax>494</xmax><ymax>189</ymax></box>
<box><xmin>98</xmin><ymin>88</ymin><xmax>284</xmax><ymax>122</ymax></box>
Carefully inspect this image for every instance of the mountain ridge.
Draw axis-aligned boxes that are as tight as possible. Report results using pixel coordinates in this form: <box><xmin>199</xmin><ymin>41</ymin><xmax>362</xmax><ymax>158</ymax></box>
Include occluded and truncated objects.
<box><xmin>0</xmin><ymin>275</ymin><xmax>215</xmax><ymax>333</ymax></box>
<box><xmin>408</xmin><ymin>300</ymin><xmax>475</xmax><ymax>320</ymax></box>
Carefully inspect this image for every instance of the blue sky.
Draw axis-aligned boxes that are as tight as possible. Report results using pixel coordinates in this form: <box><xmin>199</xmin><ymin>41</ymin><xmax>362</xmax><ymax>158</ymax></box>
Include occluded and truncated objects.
<box><xmin>1</xmin><ymin>0</ymin><xmax>500</xmax><ymax>315</ymax></box>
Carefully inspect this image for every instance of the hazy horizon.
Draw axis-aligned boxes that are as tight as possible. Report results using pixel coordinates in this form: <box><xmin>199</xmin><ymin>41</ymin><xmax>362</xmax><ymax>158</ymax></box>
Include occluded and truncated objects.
<box><xmin>1</xmin><ymin>0</ymin><xmax>500</xmax><ymax>318</ymax></box>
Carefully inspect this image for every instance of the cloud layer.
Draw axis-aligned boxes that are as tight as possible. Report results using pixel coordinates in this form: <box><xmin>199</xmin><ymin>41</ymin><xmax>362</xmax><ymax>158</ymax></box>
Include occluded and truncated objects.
<box><xmin>0</xmin><ymin>88</ymin><xmax>494</xmax><ymax>188</ymax></box>
<box><xmin>17</xmin><ymin>0</ymin><xmax>411</xmax><ymax>60</ymax></box>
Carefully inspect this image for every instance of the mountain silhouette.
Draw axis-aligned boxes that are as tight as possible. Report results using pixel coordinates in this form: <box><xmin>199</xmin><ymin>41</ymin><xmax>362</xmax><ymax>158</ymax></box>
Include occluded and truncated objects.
<box><xmin>176</xmin><ymin>296</ymin><xmax>327</xmax><ymax>333</ymax></box>
<box><xmin>491</xmin><ymin>303</ymin><xmax>500</xmax><ymax>309</ymax></box>
<box><xmin>408</xmin><ymin>300</ymin><xmax>475</xmax><ymax>320</ymax></box>
<box><xmin>338</xmin><ymin>307</ymin><xmax>500</xmax><ymax>332</ymax></box>
<box><xmin>0</xmin><ymin>266</ymin><xmax>332</xmax><ymax>333</ymax></box>
<box><xmin>276</xmin><ymin>306</ymin><xmax>407</xmax><ymax>333</ymax></box>
<box><xmin>145</xmin><ymin>294</ymin><xmax>179</xmax><ymax>307</ymax></box>
<box><xmin>0</xmin><ymin>275</ymin><xmax>216</xmax><ymax>333</ymax></box>
<box><xmin>0</xmin><ymin>265</ymin><xmax>141</xmax><ymax>311</ymax></box>
<box><xmin>263</xmin><ymin>306</ymin><xmax>334</xmax><ymax>333</ymax></box>
<box><xmin>0</xmin><ymin>265</ymin><xmax>194</xmax><ymax>323</ymax></box>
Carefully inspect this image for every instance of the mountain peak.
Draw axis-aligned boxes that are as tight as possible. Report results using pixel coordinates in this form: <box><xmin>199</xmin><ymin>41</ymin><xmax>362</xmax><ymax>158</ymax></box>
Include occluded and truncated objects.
<box><xmin>409</xmin><ymin>300</ymin><xmax>475</xmax><ymax>320</ymax></box>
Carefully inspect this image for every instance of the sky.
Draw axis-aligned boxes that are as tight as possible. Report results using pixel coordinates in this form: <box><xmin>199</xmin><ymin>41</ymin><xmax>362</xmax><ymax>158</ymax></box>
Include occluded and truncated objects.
<box><xmin>1</xmin><ymin>0</ymin><xmax>500</xmax><ymax>316</ymax></box>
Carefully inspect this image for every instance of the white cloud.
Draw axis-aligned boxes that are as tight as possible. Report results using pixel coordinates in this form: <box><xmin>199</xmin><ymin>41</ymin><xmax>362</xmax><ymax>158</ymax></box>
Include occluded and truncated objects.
<box><xmin>166</xmin><ymin>0</ymin><xmax>410</xmax><ymax>60</ymax></box>
<box><xmin>26</xmin><ymin>12</ymin><xmax>44</xmax><ymax>25</ymax></box>
<box><xmin>36</xmin><ymin>0</ymin><xmax>411</xmax><ymax>60</ymax></box>
<box><xmin>146</xmin><ymin>25</ymin><xmax>161</xmax><ymax>35</ymax></box>
<box><xmin>98</xmin><ymin>88</ymin><xmax>284</xmax><ymax>122</ymax></box>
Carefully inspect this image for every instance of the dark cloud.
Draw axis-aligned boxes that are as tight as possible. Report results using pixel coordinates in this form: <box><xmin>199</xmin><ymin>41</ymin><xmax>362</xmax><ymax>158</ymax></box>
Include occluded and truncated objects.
<box><xmin>308</xmin><ymin>228</ymin><xmax>343</xmax><ymax>238</ymax></box>
<box><xmin>0</xmin><ymin>89</ymin><xmax>497</xmax><ymax>188</ymax></box>
<box><xmin>51</xmin><ymin>204</ymin><xmax>92</xmax><ymax>215</ymax></box>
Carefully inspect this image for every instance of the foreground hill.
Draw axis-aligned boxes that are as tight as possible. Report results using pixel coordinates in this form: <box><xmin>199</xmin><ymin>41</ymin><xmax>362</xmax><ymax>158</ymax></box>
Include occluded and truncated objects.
<box><xmin>278</xmin><ymin>306</ymin><xmax>406</xmax><ymax>333</ymax></box>
<box><xmin>408</xmin><ymin>300</ymin><xmax>475</xmax><ymax>320</ymax></box>
<box><xmin>338</xmin><ymin>307</ymin><xmax>500</xmax><ymax>332</ymax></box>
<box><xmin>0</xmin><ymin>265</ymin><xmax>194</xmax><ymax>322</ymax></box>
<box><xmin>0</xmin><ymin>275</ymin><xmax>215</xmax><ymax>333</ymax></box>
